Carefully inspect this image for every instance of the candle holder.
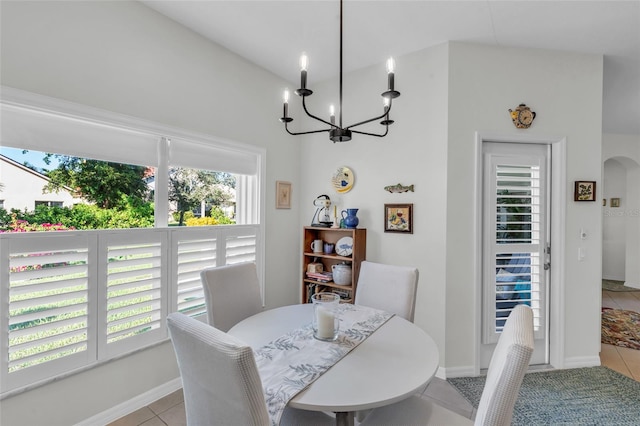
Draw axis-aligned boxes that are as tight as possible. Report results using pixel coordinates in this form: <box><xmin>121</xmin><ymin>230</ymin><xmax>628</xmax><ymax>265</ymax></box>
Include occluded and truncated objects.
<box><xmin>311</xmin><ymin>292</ymin><xmax>340</xmax><ymax>341</ymax></box>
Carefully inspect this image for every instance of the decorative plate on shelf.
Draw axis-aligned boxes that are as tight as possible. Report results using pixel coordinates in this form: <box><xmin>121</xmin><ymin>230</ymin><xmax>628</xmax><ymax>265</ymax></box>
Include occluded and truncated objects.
<box><xmin>335</xmin><ymin>236</ymin><xmax>353</xmax><ymax>256</ymax></box>
<box><xmin>332</xmin><ymin>166</ymin><xmax>354</xmax><ymax>193</ymax></box>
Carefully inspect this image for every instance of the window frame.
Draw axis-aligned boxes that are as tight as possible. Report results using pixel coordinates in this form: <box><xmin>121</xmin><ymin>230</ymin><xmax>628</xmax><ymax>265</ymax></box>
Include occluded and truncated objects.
<box><xmin>0</xmin><ymin>86</ymin><xmax>266</xmax><ymax>396</ymax></box>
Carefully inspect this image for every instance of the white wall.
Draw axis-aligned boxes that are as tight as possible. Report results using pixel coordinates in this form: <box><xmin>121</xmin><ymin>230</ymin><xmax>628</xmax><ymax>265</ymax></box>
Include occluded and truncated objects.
<box><xmin>298</xmin><ymin>43</ymin><xmax>450</xmax><ymax>366</ymax></box>
<box><xmin>446</xmin><ymin>43</ymin><xmax>603</xmax><ymax>370</ymax></box>
<box><xmin>603</xmin><ymin>158</ymin><xmax>627</xmax><ymax>280</ymax></box>
<box><xmin>603</xmin><ymin>133</ymin><xmax>640</xmax><ymax>287</ymax></box>
<box><xmin>1</xmin><ymin>1</ymin><xmax>300</xmax><ymax>424</ymax></box>
<box><xmin>300</xmin><ymin>41</ymin><xmax>604</xmax><ymax>374</ymax></box>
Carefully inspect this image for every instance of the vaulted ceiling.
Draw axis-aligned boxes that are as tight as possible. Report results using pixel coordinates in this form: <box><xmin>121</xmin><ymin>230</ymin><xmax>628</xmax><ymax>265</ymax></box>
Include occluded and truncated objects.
<box><xmin>141</xmin><ymin>1</ymin><xmax>640</xmax><ymax>135</ymax></box>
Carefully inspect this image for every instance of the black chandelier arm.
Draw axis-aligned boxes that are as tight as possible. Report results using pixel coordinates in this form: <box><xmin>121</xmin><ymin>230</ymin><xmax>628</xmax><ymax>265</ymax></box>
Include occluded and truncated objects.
<box><xmin>351</xmin><ymin>126</ymin><xmax>389</xmax><ymax>138</ymax></box>
<box><xmin>284</xmin><ymin>122</ymin><xmax>331</xmax><ymax>136</ymax></box>
<box><xmin>302</xmin><ymin>96</ymin><xmax>339</xmax><ymax>129</ymax></box>
<box><xmin>344</xmin><ymin>101</ymin><xmax>394</xmax><ymax>131</ymax></box>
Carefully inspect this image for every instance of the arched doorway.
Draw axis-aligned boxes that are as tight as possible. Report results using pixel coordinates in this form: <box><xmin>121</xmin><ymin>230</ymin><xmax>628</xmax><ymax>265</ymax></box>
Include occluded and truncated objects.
<box><xmin>603</xmin><ymin>156</ymin><xmax>640</xmax><ymax>288</ymax></box>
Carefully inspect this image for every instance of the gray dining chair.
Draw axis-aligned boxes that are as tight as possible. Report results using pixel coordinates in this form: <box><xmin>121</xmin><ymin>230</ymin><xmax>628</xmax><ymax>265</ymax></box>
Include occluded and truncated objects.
<box><xmin>200</xmin><ymin>262</ymin><xmax>263</xmax><ymax>332</ymax></box>
<box><xmin>360</xmin><ymin>304</ymin><xmax>534</xmax><ymax>426</ymax></box>
<box><xmin>354</xmin><ymin>260</ymin><xmax>419</xmax><ymax>322</ymax></box>
<box><xmin>167</xmin><ymin>312</ymin><xmax>334</xmax><ymax>426</ymax></box>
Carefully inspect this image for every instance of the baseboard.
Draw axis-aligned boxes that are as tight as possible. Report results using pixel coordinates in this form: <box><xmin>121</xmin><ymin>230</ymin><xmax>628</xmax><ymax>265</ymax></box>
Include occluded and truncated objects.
<box><xmin>603</xmin><ymin>275</ymin><xmax>625</xmax><ymax>281</ymax></box>
<box><xmin>562</xmin><ymin>356</ymin><xmax>601</xmax><ymax>369</ymax></box>
<box><xmin>439</xmin><ymin>365</ymin><xmax>476</xmax><ymax>379</ymax></box>
<box><xmin>624</xmin><ymin>281</ymin><xmax>640</xmax><ymax>289</ymax></box>
<box><xmin>74</xmin><ymin>378</ymin><xmax>182</xmax><ymax>426</ymax></box>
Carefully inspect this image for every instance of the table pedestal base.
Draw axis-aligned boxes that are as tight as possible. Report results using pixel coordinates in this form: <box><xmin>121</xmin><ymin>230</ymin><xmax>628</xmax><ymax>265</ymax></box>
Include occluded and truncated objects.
<box><xmin>335</xmin><ymin>411</ymin><xmax>354</xmax><ymax>426</ymax></box>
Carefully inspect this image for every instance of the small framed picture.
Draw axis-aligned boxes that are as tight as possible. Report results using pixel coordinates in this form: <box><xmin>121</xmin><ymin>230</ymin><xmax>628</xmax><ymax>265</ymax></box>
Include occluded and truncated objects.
<box><xmin>574</xmin><ymin>181</ymin><xmax>596</xmax><ymax>202</ymax></box>
<box><xmin>276</xmin><ymin>181</ymin><xmax>292</xmax><ymax>209</ymax></box>
<box><xmin>384</xmin><ymin>203</ymin><xmax>413</xmax><ymax>234</ymax></box>
<box><xmin>610</xmin><ymin>197</ymin><xmax>620</xmax><ymax>208</ymax></box>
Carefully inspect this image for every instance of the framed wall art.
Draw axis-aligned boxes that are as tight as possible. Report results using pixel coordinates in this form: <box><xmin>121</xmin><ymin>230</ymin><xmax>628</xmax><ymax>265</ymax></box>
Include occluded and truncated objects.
<box><xmin>384</xmin><ymin>203</ymin><xmax>413</xmax><ymax>234</ymax></box>
<box><xmin>574</xmin><ymin>181</ymin><xmax>596</xmax><ymax>201</ymax></box>
<box><xmin>276</xmin><ymin>181</ymin><xmax>291</xmax><ymax>209</ymax></box>
<box><xmin>610</xmin><ymin>197</ymin><xmax>620</xmax><ymax>208</ymax></box>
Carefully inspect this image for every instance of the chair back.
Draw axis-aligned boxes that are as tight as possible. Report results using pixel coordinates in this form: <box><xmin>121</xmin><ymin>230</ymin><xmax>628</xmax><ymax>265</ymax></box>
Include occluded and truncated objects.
<box><xmin>474</xmin><ymin>304</ymin><xmax>534</xmax><ymax>426</ymax></box>
<box><xmin>167</xmin><ymin>312</ymin><xmax>270</xmax><ymax>426</ymax></box>
<box><xmin>354</xmin><ymin>261</ymin><xmax>419</xmax><ymax>322</ymax></box>
<box><xmin>201</xmin><ymin>262</ymin><xmax>262</xmax><ymax>332</ymax></box>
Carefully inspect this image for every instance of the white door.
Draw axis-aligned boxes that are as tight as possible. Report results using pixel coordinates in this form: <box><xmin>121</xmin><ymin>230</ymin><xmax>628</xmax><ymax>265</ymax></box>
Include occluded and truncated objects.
<box><xmin>481</xmin><ymin>142</ymin><xmax>550</xmax><ymax>367</ymax></box>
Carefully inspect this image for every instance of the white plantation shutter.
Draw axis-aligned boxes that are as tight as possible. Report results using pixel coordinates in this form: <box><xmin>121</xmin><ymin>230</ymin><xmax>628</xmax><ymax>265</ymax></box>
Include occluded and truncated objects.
<box><xmin>483</xmin><ymin>145</ymin><xmax>547</xmax><ymax>345</ymax></box>
<box><xmin>1</xmin><ymin>233</ymin><xmax>95</xmax><ymax>391</ymax></box>
<box><xmin>99</xmin><ymin>231</ymin><xmax>168</xmax><ymax>358</ymax></box>
<box><xmin>0</xmin><ymin>226</ymin><xmax>260</xmax><ymax>395</ymax></box>
<box><xmin>224</xmin><ymin>226</ymin><xmax>258</xmax><ymax>264</ymax></box>
<box><xmin>173</xmin><ymin>229</ymin><xmax>218</xmax><ymax>317</ymax></box>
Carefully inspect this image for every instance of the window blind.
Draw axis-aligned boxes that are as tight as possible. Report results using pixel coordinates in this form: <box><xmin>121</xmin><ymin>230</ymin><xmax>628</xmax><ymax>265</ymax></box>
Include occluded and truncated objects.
<box><xmin>168</xmin><ymin>137</ymin><xmax>258</xmax><ymax>176</ymax></box>
<box><xmin>1</xmin><ymin>103</ymin><xmax>159</xmax><ymax>167</ymax></box>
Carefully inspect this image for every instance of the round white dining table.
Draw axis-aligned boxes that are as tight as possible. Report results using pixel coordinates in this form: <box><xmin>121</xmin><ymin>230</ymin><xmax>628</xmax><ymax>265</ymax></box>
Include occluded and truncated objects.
<box><xmin>228</xmin><ymin>303</ymin><xmax>439</xmax><ymax>425</ymax></box>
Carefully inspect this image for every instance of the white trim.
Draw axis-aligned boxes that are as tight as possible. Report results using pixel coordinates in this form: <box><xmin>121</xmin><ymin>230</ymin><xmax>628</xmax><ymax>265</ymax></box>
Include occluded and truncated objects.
<box><xmin>440</xmin><ymin>365</ymin><xmax>477</xmax><ymax>379</ymax></box>
<box><xmin>74</xmin><ymin>378</ymin><xmax>183</xmax><ymax>426</ymax></box>
<box><xmin>474</xmin><ymin>132</ymin><xmax>567</xmax><ymax>373</ymax></box>
<box><xmin>562</xmin><ymin>356</ymin><xmax>601</xmax><ymax>369</ymax></box>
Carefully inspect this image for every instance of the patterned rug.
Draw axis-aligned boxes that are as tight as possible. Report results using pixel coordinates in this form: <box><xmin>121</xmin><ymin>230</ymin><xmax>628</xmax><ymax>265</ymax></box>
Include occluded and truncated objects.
<box><xmin>602</xmin><ymin>308</ymin><xmax>640</xmax><ymax>350</ymax></box>
<box><xmin>603</xmin><ymin>279</ymin><xmax>640</xmax><ymax>292</ymax></box>
<box><xmin>448</xmin><ymin>367</ymin><xmax>640</xmax><ymax>425</ymax></box>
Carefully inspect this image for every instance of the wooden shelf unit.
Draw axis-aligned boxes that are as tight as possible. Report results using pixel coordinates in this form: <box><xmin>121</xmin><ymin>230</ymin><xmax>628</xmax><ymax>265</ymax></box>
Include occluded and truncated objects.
<box><xmin>302</xmin><ymin>226</ymin><xmax>366</xmax><ymax>303</ymax></box>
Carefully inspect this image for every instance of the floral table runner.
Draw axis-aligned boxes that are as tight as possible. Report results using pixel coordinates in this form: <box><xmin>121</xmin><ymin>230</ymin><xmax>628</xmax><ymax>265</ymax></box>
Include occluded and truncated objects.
<box><xmin>254</xmin><ymin>304</ymin><xmax>394</xmax><ymax>425</ymax></box>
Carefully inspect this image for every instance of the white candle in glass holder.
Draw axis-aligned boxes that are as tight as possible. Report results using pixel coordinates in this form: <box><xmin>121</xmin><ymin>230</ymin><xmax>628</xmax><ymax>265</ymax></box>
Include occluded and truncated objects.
<box><xmin>316</xmin><ymin>307</ymin><xmax>335</xmax><ymax>339</ymax></box>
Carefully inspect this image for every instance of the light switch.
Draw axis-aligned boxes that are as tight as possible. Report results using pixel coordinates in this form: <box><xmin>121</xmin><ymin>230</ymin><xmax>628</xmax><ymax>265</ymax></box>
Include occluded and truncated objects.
<box><xmin>578</xmin><ymin>247</ymin><xmax>586</xmax><ymax>261</ymax></box>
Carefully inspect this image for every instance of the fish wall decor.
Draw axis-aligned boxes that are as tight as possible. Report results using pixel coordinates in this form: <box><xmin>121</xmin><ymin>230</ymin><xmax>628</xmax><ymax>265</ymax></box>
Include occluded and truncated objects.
<box><xmin>384</xmin><ymin>183</ymin><xmax>414</xmax><ymax>193</ymax></box>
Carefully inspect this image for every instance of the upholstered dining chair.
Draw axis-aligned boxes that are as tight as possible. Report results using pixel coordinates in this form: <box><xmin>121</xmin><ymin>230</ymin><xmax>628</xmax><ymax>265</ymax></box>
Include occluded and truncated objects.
<box><xmin>200</xmin><ymin>262</ymin><xmax>263</xmax><ymax>332</ymax></box>
<box><xmin>360</xmin><ymin>304</ymin><xmax>534</xmax><ymax>426</ymax></box>
<box><xmin>354</xmin><ymin>260</ymin><xmax>419</xmax><ymax>322</ymax></box>
<box><xmin>167</xmin><ymin>312</ymin><xmax>334</xmax><ymax>426</ymax></box>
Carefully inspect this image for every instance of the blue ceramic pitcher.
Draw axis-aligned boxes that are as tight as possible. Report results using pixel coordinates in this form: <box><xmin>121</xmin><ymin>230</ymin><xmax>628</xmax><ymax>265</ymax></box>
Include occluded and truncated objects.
<box><xmin>341</xmin><ymin>208</ymin><xmax>359</xmax><ymax>228</ymax></box>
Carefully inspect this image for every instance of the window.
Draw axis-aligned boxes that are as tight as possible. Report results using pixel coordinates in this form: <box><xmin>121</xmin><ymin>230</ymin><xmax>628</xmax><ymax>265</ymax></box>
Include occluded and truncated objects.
<box><xmin>0</xmin><ymin>87</ymin><xmax>265</xmax><ymax>395</ymax></box>
<box><xmin>35</xmin><ymin>201</ymin><xmax>64</xmax><ymax>208</ymax></box>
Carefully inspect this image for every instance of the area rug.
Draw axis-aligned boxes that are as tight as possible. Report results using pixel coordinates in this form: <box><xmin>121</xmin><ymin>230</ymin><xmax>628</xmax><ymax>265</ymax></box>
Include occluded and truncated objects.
<box><xmin>448</xmin><ymin>367</ymin><xmax>640</xmax><ymax>425</ymax></box>
<box><xmin>602</xmin><ymin>307</ymin><xmax>640</xmax><ymax>350</ymax></box>
<box><xmin>602</xmin><ymin>279</ymin><xmax>640</xmax><ymax>292</ymax></box>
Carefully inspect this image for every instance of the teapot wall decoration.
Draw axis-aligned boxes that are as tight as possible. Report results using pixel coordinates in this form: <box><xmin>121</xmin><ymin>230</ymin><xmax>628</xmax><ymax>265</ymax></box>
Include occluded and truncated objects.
<box><xmin>509</xmin><ymin>103</ymin><xmax>536</xmax><ymax>129</ymax></box>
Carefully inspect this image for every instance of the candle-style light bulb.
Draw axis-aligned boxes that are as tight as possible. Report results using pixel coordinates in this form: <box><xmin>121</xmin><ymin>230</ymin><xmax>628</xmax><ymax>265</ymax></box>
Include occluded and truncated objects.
<box><xmin>383</xmin><ymin>97</ymin><xmax>390</xmax><ymax>112</ymax></box>
<box><xmin>330</xmin><ymin>104</ymin><xmax>335</xmax><ymax>125</ymax></box>
<box><xmin>283</xmin><ymin>89</ymin><xmax>290</xmax><ymax>118</ymax></box>
<box><xmin>386</xmin><ymin>57</ymin><xmax>395</xmax><ymax>74</ymax></box>
<box><xmin>386</xmin><ymin>57</ymin><xmax>395</xmax><ymax>92</ymax></box>
<box><xmin>300</xmin><ymin>52</ymin><xmax>309</xmax><ymax>90</ymax></box>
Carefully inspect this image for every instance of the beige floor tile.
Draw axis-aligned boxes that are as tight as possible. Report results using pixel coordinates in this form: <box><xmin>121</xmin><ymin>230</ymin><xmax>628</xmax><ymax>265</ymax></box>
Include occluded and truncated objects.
<box><xmin>148</xmin><ymin>389</ymin><xmax>184</xmax><ymax>415</ymax></box>
<box><xmin>423</xmin><ymin>377</ymin><xmax>474</xmax><ymax>419</ymax></box>
<box><xmin>107</xmin><ymin>407</ymin><xmax>156</xmax><ymax>426</ymax></box>
<box><xmin>140</xmin><ymin>416</ymin><xmax>167</xmax><ymax>426</ymax></box>
<box><xmin>617</xmin><ymin>346</ymin><xmax>640</xmax><ymax>380</ymax></box>
<box><xmin>158</xmin><ymin>401</ymin><xmax>187</xmax><ymax>426</ymax></box>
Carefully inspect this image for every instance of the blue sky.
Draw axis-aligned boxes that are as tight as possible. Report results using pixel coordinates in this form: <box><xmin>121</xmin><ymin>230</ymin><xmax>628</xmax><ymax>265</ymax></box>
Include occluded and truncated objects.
<box><xmin>0</xmin><ymin>146</ymin><xmax>60</xmax><ymax>171</ymax></box>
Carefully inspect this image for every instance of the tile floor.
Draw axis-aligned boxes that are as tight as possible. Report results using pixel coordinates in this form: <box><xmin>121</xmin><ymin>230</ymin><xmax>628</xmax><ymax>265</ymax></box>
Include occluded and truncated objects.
<box><xmin>110</xmin><ymin>287</ymin><xmax>640</xmax><ymax>426</ymax></box>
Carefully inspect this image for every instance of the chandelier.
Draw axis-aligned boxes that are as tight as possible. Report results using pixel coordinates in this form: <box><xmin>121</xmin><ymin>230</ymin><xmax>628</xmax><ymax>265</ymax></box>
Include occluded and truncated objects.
<box><xmin>279</xmin><ymin>0</ymin><xmax>400</xmax><ymax>143</ymax></box>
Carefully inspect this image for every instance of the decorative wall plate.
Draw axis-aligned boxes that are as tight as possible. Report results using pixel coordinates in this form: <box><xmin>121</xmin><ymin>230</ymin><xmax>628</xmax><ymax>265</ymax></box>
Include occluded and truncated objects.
<box><xmin>335</xmin><ymin>236</ymin><xmax>353</xmax><ymax>256</ymax></box>
<box><xmin>332</xmin><ymin>166</ymin><xmax>354</xmax><ymax>193</ymax></box>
